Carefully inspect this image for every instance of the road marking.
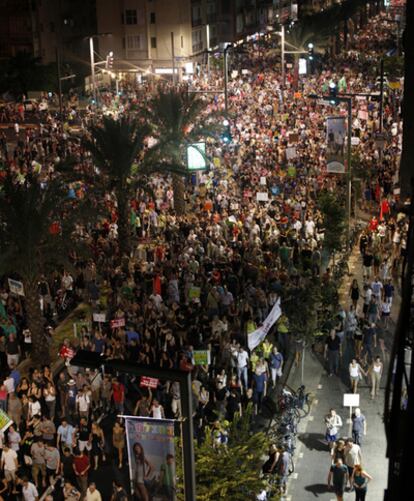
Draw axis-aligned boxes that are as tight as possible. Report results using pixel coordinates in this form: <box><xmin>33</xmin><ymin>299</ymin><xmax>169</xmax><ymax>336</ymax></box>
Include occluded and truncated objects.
<box><xmin>291</xmin><ymin>473</ymin><xmax>298</xmax><ymax>479</ymax></box>
<box><xmin>318</xmin><ymin>384</ymin><xmax>323</xmax><ymax>389</ymax></box>
<box><xmin>314</xmin><ymin>399</ymin><xmax>319</xmax><ymax>405</ymax></box>
<box><xmin>308</xmin><ymin>415</ymin><xmax>314</xmax><ymax>421</ymax></box>
<box><xmin>299</xmin><ymin>452</ymin><xmax>304</xmax><ymax>458</ymax></box>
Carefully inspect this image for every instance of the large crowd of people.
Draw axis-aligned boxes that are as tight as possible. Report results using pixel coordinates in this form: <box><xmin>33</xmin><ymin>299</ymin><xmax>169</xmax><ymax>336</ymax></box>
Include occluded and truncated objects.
<box><xmin>0</xmin><ymin>8</ymin><xmax>407</xmax><ymax>501</ymax></box>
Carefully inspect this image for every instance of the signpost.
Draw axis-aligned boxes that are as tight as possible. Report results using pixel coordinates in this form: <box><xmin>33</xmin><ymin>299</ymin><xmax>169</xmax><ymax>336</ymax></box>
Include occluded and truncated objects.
<box><xmin>8</xmin><ymin>278</ymin><xmax>25</xmax><ymax>297</ymax></box>
<box><xmin>343</xmin><ymin>393</ymin><xmax>360</xmax><ymax>437</ymax></box>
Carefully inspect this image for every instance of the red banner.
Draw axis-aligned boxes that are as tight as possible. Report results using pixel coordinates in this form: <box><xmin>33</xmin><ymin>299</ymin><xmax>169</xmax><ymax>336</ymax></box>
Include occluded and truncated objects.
<box><xmin>140</xmin><ymin>376</ymin><xmax>159</xmax><ymax>389</ymax></box>
<box><xmin>110</xmin><ymin>318</ymin><xmax>126</xmax><ymax>329</ymax></box>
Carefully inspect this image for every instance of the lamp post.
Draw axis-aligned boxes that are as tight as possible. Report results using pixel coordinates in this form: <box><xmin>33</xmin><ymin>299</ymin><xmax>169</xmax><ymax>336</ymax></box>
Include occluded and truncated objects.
<box><xmin>89</xmin><ymin>36</ymin><xmax>96</xmax><ymax>103</ymax></box>
<box><xmin>223</xmin><ymin>43</ymin><xmax>232</xmax><ymax>116</ymax></box>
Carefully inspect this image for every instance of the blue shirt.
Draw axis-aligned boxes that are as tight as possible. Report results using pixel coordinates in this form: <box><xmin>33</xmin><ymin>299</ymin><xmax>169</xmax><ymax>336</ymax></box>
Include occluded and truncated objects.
<box><xmin>253</xmin><ymin>373</ymin><xmax>266</xmax><ymax>393</ymax></box>
<box><xmin>10</xmin><ymin>369</ymin><xmax>21</xmax><ymax>387</ymax></box>
<box><xmin>269</xmin><ymin>352</ymin><xmax>283</xmax><ymax>369</ymax></box>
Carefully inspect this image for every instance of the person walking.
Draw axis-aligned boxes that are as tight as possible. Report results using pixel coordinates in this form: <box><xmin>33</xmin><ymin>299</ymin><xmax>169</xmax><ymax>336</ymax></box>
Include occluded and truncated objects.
<box><xmin>345</xmin><ymin>438</ymin><xmax>362</xmax><ymax>489</ymax></box>
<box><xmin>327</xmin><ymin>458</ymin><xmax>349</xmax><ymax>501</ymax></box>
<box><xmin>369</xmin><ymin>356</ymin><xmax>383</xmax><ymax>399</ymax></box>
<box><xmin>324</xmin><ymin>330</ymin><xmax>342</xmax><ymax>377</ymax></box>
<box><xmin>324</xmin><ymin>409</ymin><xmax>343</xmax><ymax>452</ymax></box>
<box><xmin>269</xmin><ymin>346</ymin><xmax>283</xmax><ymax>386</ymax></box>
<box><xmin>349</xmin><ymin>359</ymin><xmax>366</xmax><ymax>394</ymax></box>
<box><xmin>351</xmin><ymin>464</ymin><xmax>373</xmax><ymax>501</ymax></box>
<box><xmin>352</xmin><ymin>408</ymin><xmax>367</xmax><ymax>446</ymax></box>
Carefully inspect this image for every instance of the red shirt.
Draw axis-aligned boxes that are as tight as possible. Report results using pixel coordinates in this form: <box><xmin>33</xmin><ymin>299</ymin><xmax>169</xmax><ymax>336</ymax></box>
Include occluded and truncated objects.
<box><xmin>74</xmin><ymin>454</ymin><xmax>89</xmax><ymax>476</ymax></box>
<box><xmin>112</xmin><ymin>383</ymin><xmax>125</xmax><ymax>403</ymax></box>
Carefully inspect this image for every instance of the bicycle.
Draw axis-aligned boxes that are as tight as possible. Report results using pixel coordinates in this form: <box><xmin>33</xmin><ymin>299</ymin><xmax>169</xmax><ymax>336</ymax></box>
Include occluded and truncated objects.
<box><xmin>278</xmin><ymin>385</ymin><xmax>311</xmax><ymax>419</ymax></box>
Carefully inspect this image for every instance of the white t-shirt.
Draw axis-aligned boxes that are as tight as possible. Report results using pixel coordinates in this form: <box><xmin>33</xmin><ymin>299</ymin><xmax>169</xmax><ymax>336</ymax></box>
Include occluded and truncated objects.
<box><xmin>1</xmin><ymin>448</ymin><xmax>18</xmax><ymax>471</ymax></box>
<box><xmin>86</xmin><ymin>488</ymin><xmax>102</xmax><ymax>501</ymax></box>
<box><xmin>76</xmin><ymin>394</ymin><xmax>91</xmax><ymax>412</ymax></box>
<box><xmin>237</xmin><ymin>350</ymin><xmax>249</xmax><ymax>369</ymax></box>
<box><xmin>23</xmin><ymin>482</ymin><xmax>39</xmax><ymax>501</ymax></box>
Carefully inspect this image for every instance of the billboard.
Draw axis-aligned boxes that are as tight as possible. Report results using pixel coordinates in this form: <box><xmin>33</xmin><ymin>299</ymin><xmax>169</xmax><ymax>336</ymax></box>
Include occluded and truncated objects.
<box><xmin>326</xmin><ymin>116</ymin><xmax>346</xmax><ymax>173</ymax></box>
<box><xmin>187</xmin><ymin>142</ymin><xmax>207</xmax><ymax>171</ymax></box>
<box><xmin>125</xmin><ymin>416</ymin><xmax>176</xmax><ymax>500</ymax></box>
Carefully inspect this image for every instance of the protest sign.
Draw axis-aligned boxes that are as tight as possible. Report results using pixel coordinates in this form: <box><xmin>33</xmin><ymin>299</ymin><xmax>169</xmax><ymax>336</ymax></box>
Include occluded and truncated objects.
<box><xmin>193</xmin><ymin>350</ymin><xmax>211</xmax><ymax>365</ymax></box>
<box><xmin>73</xmin><ymin>321</ymin><xmax>91</xmax><ymax>338</ymax></box>
<box><xmin>140</xmin><ymin>376</ymin><xmax>159</xmax><ymax>389</ymax></box>
<box><xmin>111</xmin><ymin>318</ymin><xmax>126</xmax><ymax>329</ymax></box>
<box><xmin>0</xmin><ymin>409</ymin><xmax>13</xmax><ymax>432</ymax></box>
<box><xmin>256</xmin><ymin>192</ymin><xmax>269</xmax><ymax>202</ymax></box>
<box><xmin>93</xmin><ymin>313</ymin><xmax>107</xmax><ymax>323</ymax></box>
<box><xmin>124</xmin><ymin>417</ymin><xmax>176</xmax><ymax>499</ymax></box>
<box><xmin>8</xmin><ymin>278</ymin><xmax>25</xmax><ymax>297</ymax></box>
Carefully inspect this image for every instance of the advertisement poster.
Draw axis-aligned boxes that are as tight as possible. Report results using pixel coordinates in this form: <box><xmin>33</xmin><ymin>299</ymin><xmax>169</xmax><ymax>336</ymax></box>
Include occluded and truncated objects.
<box><xmin>125</xmin><ymin>417</ymin><xmax>176</xmax><ymax>499</ymax></box>
<box><xmin>326</xmin><ymin>116</ymin><xmax>346</xmax><ymax>173</ymax></box>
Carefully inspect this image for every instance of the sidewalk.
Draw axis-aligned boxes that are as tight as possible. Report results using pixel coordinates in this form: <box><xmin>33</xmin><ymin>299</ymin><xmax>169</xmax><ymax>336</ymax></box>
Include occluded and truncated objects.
<box><xmin>284</xmin><ymin>245</ymin><xmax>397</xmax><ymax>501</ymax></box>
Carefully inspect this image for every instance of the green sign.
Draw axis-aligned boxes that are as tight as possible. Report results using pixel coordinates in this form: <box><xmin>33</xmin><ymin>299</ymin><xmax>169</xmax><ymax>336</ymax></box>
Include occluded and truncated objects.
<box><xmin>187</xmin><ymin>142</ymin><xmax>207</xmax><ymax>171</ymax></box>
<box><xmin>0</xmin><ymin>408</ymin><xmax>13</xmax><ymax>432</ymax></box>
<box><xmin>73</xmin><ymin>321</ymin><xmax>91</xmax><ymax>338</ymax></box>
<box><xmin>193</xmin><ymin>350</ymin><xmax>211</xmax><ymax>365</ymax></box>
<box><xmin>188</xmin><ymin>286</ymin><xmax>201</xmax><ymax>300</ymax></box>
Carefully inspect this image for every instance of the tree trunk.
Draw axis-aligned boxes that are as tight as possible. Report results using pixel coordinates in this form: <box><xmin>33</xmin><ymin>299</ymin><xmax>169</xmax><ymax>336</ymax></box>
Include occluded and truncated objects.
<box><xmin>172</xmin><ymin>174</ymin><xmax>186</xmax><ymax>216</ymax></box>
<box><xmin>400</xmin><ymin>0</ymin><xmax>414</xmax><ymax>201</ymax></box>
<box><xmin>116</xmin><ymin>191</ymin><xmax>131</xmax><ymax>256</ymax></box>
<box><xmin>25</xmin><ymin>279</ymin><xmax>50</xmax><ymax>366</ymax></box>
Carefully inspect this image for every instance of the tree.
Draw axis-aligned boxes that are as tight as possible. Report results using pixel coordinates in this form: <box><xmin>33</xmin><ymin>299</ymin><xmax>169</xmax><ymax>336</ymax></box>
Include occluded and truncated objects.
<box><xmin>84</xmin><ymin>116</ymin><xmax>150</xmax><ymax>256</ymax></box>
<box><xmin>144</xmin><ymin>87</ymin><xmax>220</xmax><ymax>215</ymax></box>
<box><xmin>175</xmin><ymin>406</ymin><xmax>279</xmax><ymax>500</ymax></box>
<box><xmin>317</xmin><ymin>190</ymin><xmax>346</xmax><ymax>257</ymax></box>
<box><xmin>0</xmin><ymin>171</ymin><xmax>86</xmax><ymax>365</ymax></box>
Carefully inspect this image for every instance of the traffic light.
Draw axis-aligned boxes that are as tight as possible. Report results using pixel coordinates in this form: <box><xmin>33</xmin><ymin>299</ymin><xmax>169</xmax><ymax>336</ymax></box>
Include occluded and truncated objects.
<box><xmin>329</xmin><ymin>81</ymin><xmax>337</xmax><ymax>104</ymax></box>
<box><xmin>106</xmin><ymin>51</ymin><xmax>114</xmax><ymax>69</ymax></box>
<box><xmin>221</xmin><ymin>119</ymin><xmax>232</xmax><ymax>144</ymax></box>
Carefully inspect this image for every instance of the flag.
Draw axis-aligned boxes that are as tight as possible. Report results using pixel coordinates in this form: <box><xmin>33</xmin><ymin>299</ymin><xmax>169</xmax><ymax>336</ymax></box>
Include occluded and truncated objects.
<box><xmin>248</xmin><ymin>299</ymin><xmax>282</xmax><ymax>351</ymax></box>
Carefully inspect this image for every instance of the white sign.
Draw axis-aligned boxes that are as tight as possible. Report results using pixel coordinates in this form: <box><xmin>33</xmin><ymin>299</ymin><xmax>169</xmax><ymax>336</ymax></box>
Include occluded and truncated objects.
<box><xmin>8</xmin><ymin>278</ymin><xmax>25</xmax><ymax>297</ymax></box>
<box><xmin>256</xmin><ymin>192</ymin><xmax>269</xmax><ymax>202</ymax></box>
<box><xmin>343</xmin><ymin>393</ymin><xmax>360</xmax><ymax>408</ymax></box>
<box><xmin>299</xmin><ymin>58</ymin><xmax>307</xmax><ymax>75</ymax></box>
<box><xmin>93</xmin><ymin>313</ymin><xmax>107</xmax><ymax>323</ymax></box>
<box><xmin>248</xmin><ymin>299</ymin><xmax>282</xmax><ymax>350</ymax></box>
<box><xmin>187</xmin><ymin>142</ymin><xmax>207</xmax><ymax>171</ymax></box>
<box><xmin>351</xmin><ymin>137</ymin><xmax>360</xmax><ymax>146</ymax></box>
<box><xmin>286</xmin><ymin>146</ymin><xmax>297</xmax><ymax>160</ymax></box>
<box><xmin>260</xmin><ymin>176</ymin><xmax>267</xmax><ymax>185</ymax></box>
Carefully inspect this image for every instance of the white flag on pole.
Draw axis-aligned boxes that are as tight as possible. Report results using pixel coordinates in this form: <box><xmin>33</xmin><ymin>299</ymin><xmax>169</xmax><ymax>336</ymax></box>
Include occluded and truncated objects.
<box><xmin>248</xmin><ymin>298</ymin><xmax>282</xmax><ymax>351</ymax></box>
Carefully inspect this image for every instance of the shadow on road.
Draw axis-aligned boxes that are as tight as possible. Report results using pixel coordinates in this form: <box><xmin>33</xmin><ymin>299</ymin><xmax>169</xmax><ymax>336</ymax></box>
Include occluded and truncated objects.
<box><xmin>304</xmin><ymin>483</ymin><xmax>330</xmax><ymax>497</ymax></box>
<box><xmin>299</xmin><ymin>432</ymin><xmax>328</xmax><ymax>452</ymax></box>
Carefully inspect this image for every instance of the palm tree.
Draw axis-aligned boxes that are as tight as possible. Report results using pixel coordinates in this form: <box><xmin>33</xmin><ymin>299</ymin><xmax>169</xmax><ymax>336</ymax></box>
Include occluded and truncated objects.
<box><xmin>84</xmin><ymin>116</ymin><xmax>150</xmax><ymax>255</ymax></box>
<box><xmin>0</xmin><ymin>171</ymin><xmax>85</xmax><ymax>365</ymax></box>
<box><xmin>144</xmin><ymin>87</ymin><xmax>220</xmax><ymax>215</ymax></box>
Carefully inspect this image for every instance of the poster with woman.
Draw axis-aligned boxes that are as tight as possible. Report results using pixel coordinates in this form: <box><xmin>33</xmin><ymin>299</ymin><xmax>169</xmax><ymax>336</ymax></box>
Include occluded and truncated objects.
<box><xmin>124</xmin><ymin>416</ymin><xmax>176</xmax><ymax>500</ymax></box>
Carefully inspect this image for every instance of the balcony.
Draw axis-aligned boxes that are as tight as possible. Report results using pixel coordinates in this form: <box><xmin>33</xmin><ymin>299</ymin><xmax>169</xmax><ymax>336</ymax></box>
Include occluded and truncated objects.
<box><xmin>192</xmin><ymin>18</ymin><xmax>202</xmax><ymax>27</ymax></box>
<box><xmin>192</xmin><ymin>41</ymin><xmax>203</xmax><ymax>53</ymax></box>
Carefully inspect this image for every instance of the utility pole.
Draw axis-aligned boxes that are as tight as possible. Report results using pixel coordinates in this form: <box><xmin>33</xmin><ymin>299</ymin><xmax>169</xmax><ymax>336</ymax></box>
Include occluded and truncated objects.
<box><xmin>346</xmin><ymin>97</ymin><xmax>352</xmax><ymax>241</ymax></box>
<box><xmin>206</xmin><ymin>24</ymin><xmax>210</xmax><ymax>81</ymax></box>
<box><xmin>56</xmin><ymin>47</ymin><xmax>63</xmax><ymax>116</ymax></box>
<box><xmin>89</xmin><ymin>37</ymin><xmax>97</xmax><ymax>103</ymax></box>
<box><xmin>379</xmin><ymin>58</ymin><xmax>384</xmax><ymax>134</ymax></box>
<box><xmin>171</xmin><ymin>32</ymin><xmax>176</xmax><ymax>85</ymax></box>
<box><xmin>223</xmin><ymin>44</ymin><xmax>230</xmax><ymax>116</ymax></box>
<box><xmin>281</xmin><ymin>24</ymin><xmax>285</xmax><ymax>87</ymax></box>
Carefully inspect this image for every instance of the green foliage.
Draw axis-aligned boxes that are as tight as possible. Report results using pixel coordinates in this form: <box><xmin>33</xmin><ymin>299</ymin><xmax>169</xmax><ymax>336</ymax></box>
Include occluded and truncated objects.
<box><xmin>282</xmin><ymin>276</ymin><xmax>321</xmax><ymax>344</ymax></box>
<box><xmin>317</xmin><ymin>190</ymin><xmax>346</xmax><ymax>256</ymax></box>
<box><xmin>175</xmin><ymin>405</ymin><xmax>278</xmax><ymax>500</ymax></box>
<box><xmin>0</xmin><ymin>52</ymin><xmax>58</xmax><ymax>97</ymax></box>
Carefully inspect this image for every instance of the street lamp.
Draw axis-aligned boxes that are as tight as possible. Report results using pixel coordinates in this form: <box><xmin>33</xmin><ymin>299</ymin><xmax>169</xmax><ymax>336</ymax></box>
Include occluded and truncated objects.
<box><xmin>223</xmin><ymin>42</ymin><xmax>232</xmax><ymax>116</ymax></box>
<box><xmin>86</xmin><ymin>33</ymin><xmax>112</xmax><ymax>103</ymax></box>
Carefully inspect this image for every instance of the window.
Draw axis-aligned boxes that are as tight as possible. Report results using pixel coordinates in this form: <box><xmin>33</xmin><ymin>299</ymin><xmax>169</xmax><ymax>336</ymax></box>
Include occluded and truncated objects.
<box><xmin>150</xmin><ymin>12</ymin><xmax>156</xmax><ymax>24</ymax></box>
<box><xmin>192</xmin><ymin>30</ymin><xmax>203</xmax><ymax>52</ymax></box>
<box><xmin>151</xmin><ymin>37</ymin><xmax>157</xmax><ymax>49</ymax></box>
<box><xmin>126</xmin><ymin>35</ymin><xmax>143</xmax><ymax>50</ymax></box>
<box><xmin>125</xmin><ymin>9</ymin><xmax>137</xmax><ymax>25</ymax></box>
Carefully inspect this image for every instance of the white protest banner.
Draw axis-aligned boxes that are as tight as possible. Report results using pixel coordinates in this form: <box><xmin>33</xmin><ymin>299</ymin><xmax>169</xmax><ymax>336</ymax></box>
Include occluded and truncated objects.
<box><xmin>260</xmin><ymin>176</ymin><xmax>267</xmax><ymax>185</ymax></box>
<box><xmin>286</xmin><ymin>147</ymin><xmax>297</xmax><ymax>160</ymax></box>
<box><xmin>256</xmin><ymin>192</ymin><xmax>269</xmax><ymax>202</ymax></box>
<box><xmin>8</xmin><ymin>278</ymin><xmax>25</xmax><ymax>297</ymax></box>
<box><xmin>248</xmin><ymin>299</ymin><xmax>282</xmax><ymax>351</ymax></box>
<box><xmin>93</xmin><ymin>313</ymin><xmax>107</xmax><ymax>323</ymax></box>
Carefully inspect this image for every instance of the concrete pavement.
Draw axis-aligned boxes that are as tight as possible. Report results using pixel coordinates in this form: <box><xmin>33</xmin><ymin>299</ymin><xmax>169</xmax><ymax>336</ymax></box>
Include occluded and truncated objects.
<box><xmin>284</xmin><ymin>245</ymin><xmax>396</xmax><ymax>501</ymax></box>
